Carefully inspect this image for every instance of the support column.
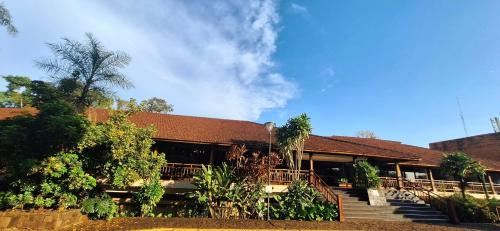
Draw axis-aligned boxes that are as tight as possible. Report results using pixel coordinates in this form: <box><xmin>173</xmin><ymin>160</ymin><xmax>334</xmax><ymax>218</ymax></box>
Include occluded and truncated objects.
<box><xmin>396</xmin><ymin>163</ymin><xmax>403</xmax><ymax>189</ymax></box>
<box><xmin>427</xmin><ymin>168</ymin><xmax>436</xmax><ymax>192</ymax></box>
<box><xmin>209</xmin><ymin>150</ymin><xmax>214</xmax><ymax>165</ymax></box>
<box><xmin>488</xmin><ymin>175</ymin><xmax>497</xmax><ymax>195</ymax></box>
<box><xmin>309</xmin><ymin>153</ymin><xmax>314</xmax><ymax>171</ymax></box>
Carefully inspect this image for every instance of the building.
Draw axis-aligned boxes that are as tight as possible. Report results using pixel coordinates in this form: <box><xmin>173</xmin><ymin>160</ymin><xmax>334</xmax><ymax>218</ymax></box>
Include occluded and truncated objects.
<box><xmin>430</xmin><ymin>133</ymin><xmax>500</xmax><ymax>183</ymax></box>
<box><xmin>2</xmin><ymin>107</ymin><xmax>500</xmax><ymax>218</ymax></box>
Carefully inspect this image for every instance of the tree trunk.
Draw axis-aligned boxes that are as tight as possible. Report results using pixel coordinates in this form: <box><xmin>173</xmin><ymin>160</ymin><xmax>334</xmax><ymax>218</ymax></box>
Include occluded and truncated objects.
<box><xmin>460</xmin><ymin>178</ymin><xmax>466</xmax><ymax>198</ymax></box>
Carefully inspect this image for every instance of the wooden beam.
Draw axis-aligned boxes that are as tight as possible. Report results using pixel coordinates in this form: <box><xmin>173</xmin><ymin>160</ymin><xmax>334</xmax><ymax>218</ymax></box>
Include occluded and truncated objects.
<box><xmin>396</xmin><ymin>164</ymin><xmax>403</xmax><ymax>189</ymax></box>
<box><xmin>309</xmin><ymin>153</ymin><xmax>314</xmax><ymax>171</ymax></box>
<box><xmin>209</xmin><ymin>150</ymin><xmax>214</xmax><ymax>165</ymax></box>
<box><xmin>427</xmin><ymin>168</ymin><xmax>436</xmax><ymax>192</ymax></box>
<box><xmin>488</xmin><ymin>174</ymin><xmax>497</xmax><ymax>195</ymax></box>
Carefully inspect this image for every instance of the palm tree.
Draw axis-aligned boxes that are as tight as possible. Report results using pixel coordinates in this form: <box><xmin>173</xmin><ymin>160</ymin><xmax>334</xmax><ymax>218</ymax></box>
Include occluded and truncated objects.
<box><xmin>0</xmin><ymin>2</ymin><xmax>17</xmax><ymax>35</ymax></box>
<box><xmin>36</xmin><ymin>32</ymin><xmax>132</xmax><ymax>112</ymax></box>
<box><xmin>276</xmin><ymin>113</ymin><xmax>312</xmax><ymax>179</ymax></box>
<box><xmin>440</xmin><ymin>152</ymin><xmax>486</xmax><ymax>198</ymax></box>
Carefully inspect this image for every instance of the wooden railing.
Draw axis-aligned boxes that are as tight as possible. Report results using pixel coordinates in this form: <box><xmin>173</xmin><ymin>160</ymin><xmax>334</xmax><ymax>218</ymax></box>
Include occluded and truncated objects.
<box><xmin>380</xmin><ymin>177</ymin><xmax>500</xmax><ymax>195</ymax></box>
<box><xmin>269</xmin><ymin>169</ymin><xmax>308</xmax><ymax>184</ymax></box>
<box><xmin>409</xmin><ymin>185</ymin><xmax>459</xmax><ymax>223</ymax></box>
<box><xmin>308</xmin><ymin>170</ymin><xmax>344</xmax><ymax>222</ymax></box>
<box><xmin>160</xmin><ymin>163</ymin><xmax>203</xmax><ymax>180</ymax></box>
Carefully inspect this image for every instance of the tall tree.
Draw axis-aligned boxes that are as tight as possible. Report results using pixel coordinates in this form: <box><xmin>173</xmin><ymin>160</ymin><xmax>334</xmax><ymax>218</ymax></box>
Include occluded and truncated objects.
<box><xmin>36</xmin><ymin>32</ymin><xmax>132</xmax><ymax>112</ymax></box>
<box><xmin>0</xmin><ymin>76</ymin><xmax>32</xmax><ymax>108</ymax></box>
<box><xmin>140</xmin><ymin>97</ymin><xmax>173</xmax><ymax>114</ymax></box>
<box><xmin>356</xmin><ymin>130</ymin><xmax>378</xmax><ymax>139</ymax></box>
<box><xmin>276</xmin><ymin>113</ymin><xmax>312</xmax><ymax>177</ymax></box>
<box><xmin>0</xmin><ymin>2</ymin><xmax>17</xmax><ymax>36</ymax></box>
<box><xmin>440</xmin><ymin>152</ymin><xmax>486</xmax><ymax>198</ymax></box>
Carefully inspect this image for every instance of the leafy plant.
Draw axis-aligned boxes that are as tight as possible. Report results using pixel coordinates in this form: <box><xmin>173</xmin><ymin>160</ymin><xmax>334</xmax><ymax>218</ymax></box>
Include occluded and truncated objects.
<box><xmin>226</xmin><ymin>144</ymin><xmax>281</xmax><ymax>183</ymax></box>
<box><xmin>338</xmin><ymin>178</ymin><xmax>349</xmax><ymax>184</ymax></box>
<box><xmin>354</xmin><ymin>160</ymin><xmax>381</xmax><ymax>189</ymax></box>
<box><xmin>272</xmin><ymin>180</ymin><xmax>338</xmax><ymax>221</ymax></box>
<box><xmin>441</xmin><ymin>152</ymin><xmax>486</xmax><ymax>198</ymax></box>
<box><xmin>135</xmin><ymin>179</ymin><xmax>165</xmax><ymax>217</ymax></box>
<box><xmin>276</xmin><ymin>113</ymin><xmax>312</xmax><ymax>178</ymax></box>
<box><xmin>449</xmin><ymin>193</ymin><xmax>499</xmax><ymax>223</ymax></box>
<box><xmin>1</xmin><ymin>152</ymin><xmax>96</xmax><ymax>210</ymax></box>
<box><xmin>81</xmin><ymin>194</ymin><xmax>119</xmax><ymax>220</ymax></box>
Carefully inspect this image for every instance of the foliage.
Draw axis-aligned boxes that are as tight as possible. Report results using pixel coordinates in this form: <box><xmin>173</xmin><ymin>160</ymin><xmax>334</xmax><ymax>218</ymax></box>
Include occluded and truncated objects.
<box><xmin>36</xmin><ymin>32</ymin><xmax>132</xmax><ymax>111</ymax></box>
<box><xmin>0</xmin><ymin>76</ymin><xmax>32</xmax><ymax>107</ymax></box>
<box><xmin>135</xmin><ymin>179</ymin><xmax>165</xmax><ymax>217</ymax></box>
<box><xmin>1</xmin><ymin>153</ymin><xmax>96</xmax><ymax>210</ymax></box>
<box><xmin>0</xmin><ymin>2</ymin><xmax>17</xmax><ymax>35</ymax></box>
<box><xmin>276</xmin><ymin>113</ymin><xmax>312</xmax><ymax>175</ymax></box>
<box><xmin>441</xmin><ymin>152</ymin><xmax>486</xmax><ymax>198</ymax></box>
<box><xmin>449</xmin><ymin>193</ymin><xmax>499</xmax><ymax>223</ymax></box>
<box><xmin>188</xmin><ymin>163</ymin><xmax>266</xmax><ymax>219</ymax></box>
<box><xmin>78</xmin><ymin>102</ymin><xmax>166</xmax><ymax>215</ymax></box>
<box><xmin>354</xmin><ymin>160</ymin><xmax>381</xmax><ymax>189</ymax></box>
<box><xmin>0</xmin><ymin>101</ymin><xmax>88</xmax><ymax>172</ymax></box>
<box><xmin>226</xmin><ymin>145</ymin><xmax>281</xmax><ymax>183</ymax></box>
<box><xmin>356</xmin><ymin>130</ymin><xmax>378</xmax><ymax>139</ymax></box>
<box><xmin>140</xmin><ymin>97</ymin><xmax>173</xmax><ymax>114</ymax></box>
<box><xmin>338</xmin><ymin>178</ymin><xmax>349</xmax><ymax>184</ymax></box>
<box><xmin>271</xmin><ymin>180</ymin><xmax>338</xmax><ymax>221</ymax></box>
<box><xmin>81</xmin><ymin>194</ymin><xmax>118</xmax><ymax>220</ymax></box>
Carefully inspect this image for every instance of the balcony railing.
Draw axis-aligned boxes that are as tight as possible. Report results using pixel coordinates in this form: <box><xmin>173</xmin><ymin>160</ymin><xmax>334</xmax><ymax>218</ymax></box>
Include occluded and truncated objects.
<box><xmin>380</xmin><ymin>177</ymin><xmax>500</xmax><ymax>195</ymax></box>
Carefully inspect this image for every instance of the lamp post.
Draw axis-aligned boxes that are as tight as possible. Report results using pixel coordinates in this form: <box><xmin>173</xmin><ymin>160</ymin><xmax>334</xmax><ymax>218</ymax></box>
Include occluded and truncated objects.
<box><xmin>264</xmin><ymin>121</ymin><xmax>275</xmax><ymax>221</ymax></box>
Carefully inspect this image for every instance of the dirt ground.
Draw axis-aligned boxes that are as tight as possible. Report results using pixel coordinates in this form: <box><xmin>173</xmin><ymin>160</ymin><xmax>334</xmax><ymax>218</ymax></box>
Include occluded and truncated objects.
<box><xmin>64</xmin><ymin>217</ymin><xmax>500</xmax><ymax>231</ymax></box>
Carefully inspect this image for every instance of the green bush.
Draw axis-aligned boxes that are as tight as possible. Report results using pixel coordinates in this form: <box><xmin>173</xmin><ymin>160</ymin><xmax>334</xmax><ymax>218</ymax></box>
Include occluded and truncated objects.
<box><xmin>449</xmin><ymin>193</ymin><xmax>499</xmax><ymax>223</ymax></box>
<box><xmin>272</xmin><ymin>180</ymin><xmax>338</xmax><ymax>221</ymax></box>
<box><xmin>81</xmin><ymin>194</ymin><xmax>118</xmax><ymax>220</ymax></box>
<box><xmin>1</xmin><ymin>152</ymin><xmax>96</xmax><ymax>210</ymax></box>
<box><xmin>354</xmin><ymin>160</ymin><xmax>381</xmax><ymax>189</ymax></box>
<box><xmin>135</xmin><ymin>179</ymin><xmax>165</xmax><ymax>217</ymax></box>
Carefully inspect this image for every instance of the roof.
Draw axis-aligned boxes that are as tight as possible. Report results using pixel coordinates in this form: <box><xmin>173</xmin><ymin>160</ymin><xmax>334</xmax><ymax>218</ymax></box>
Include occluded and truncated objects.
<box><xmin>0</xmin><ymin>108</ymin><xmax>38</xmax><ymax>120</ymax></box>
<box><xmin>5</xmin><ymin>107</ymin><xmax>500</xmax><ymax>171</ymax></box>
<box><xmin>86</xmin><ymin>108</ymin><xmax>418</xmax><ymax>160</ymax></box>
<box><xmin>331</xmin><ymin>136</ymin><xmax>445</xmax><ymax>168</ymax></box>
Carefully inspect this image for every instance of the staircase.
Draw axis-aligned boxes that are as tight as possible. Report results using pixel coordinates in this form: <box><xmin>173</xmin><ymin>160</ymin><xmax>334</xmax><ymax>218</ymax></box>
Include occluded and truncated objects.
<box><xmin>332</xmin><ymin>188</ymin><xmax>449</xmax><ymax>222</ymax></box>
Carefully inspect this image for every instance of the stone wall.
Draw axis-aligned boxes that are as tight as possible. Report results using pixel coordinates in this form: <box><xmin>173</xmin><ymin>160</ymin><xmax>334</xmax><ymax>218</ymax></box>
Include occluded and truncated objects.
<box><xmin>0</xmin><ymin>209</ymin><xmax>87</xmax><ymax>230</ymax></box>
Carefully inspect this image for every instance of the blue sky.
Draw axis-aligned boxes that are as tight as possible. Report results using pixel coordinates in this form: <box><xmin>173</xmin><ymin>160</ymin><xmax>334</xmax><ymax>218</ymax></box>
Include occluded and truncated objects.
<box><xmin>1</xmin><ymin>1</ymin><xmax>499</xmax><ymax>147</ymax></box>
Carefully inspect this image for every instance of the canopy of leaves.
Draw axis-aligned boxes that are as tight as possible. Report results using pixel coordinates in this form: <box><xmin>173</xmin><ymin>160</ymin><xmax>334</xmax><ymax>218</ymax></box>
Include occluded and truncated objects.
<box><xmin>0</xmin><ymin>76</ymin><xmax>32</xmax><ymax>108</ymax></box>
<box><xmin>276</xmin><ymin>113</ymin><xmax>312</xmax><ymax>172</ymax></box>
<box><xmin>440</xmin><ymin>152</ymin><xmax>486</xmax><ymax>180</ymax></box>
<box><xmin>0</xmin><ymin>2</ymin><xmax>17</xmax><ymax>35</ymax></box>
<box><xmin>78</xmin><ymin>100</ymin><xmax>166</xmax><ymax>188</ymax></box>
<box><xmin>356</xmin><ymin>130</ymin><xmax>378</xmax><ymax>139</ymax></box>
<box><xmin>226</xmin><ymin>145</ymin><xmax>281</xmax><ymax>183</ymax></box>
<box><xmin>36</xmin><ymin>32</ymin><xmax>132</xmax><ymax>111</ymax></box>
<box><xmin>0</xmin><ymin>101</ymin><xmax>88</xmax><ymax>173</ymax></box>
<box><xmin>272</xmin><ymin>180</ymin><xmax>338</xmax><ymax>221</ymax></box>
<box><xmin>140</xmin><ymin>97</ymin><xmax>173</xmax><ymax>114</ymax></box>
<box><xmin>354</xmin><ymin>160</ymin><xmax>381</xmax><ymax>189</ymax></box>
<box><xmin>0</xmin><ymin>153</ymin><xmax>96</xmax><ymax>210</ymax></box>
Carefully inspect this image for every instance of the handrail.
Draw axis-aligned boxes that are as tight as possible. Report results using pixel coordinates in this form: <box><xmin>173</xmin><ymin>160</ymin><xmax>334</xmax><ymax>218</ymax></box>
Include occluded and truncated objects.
<box><xmin>409</xmin><ymin>185</ymin><xmax>459</xmax><ymax>223</ymax></box>
<box><xmin>160</xmin><ymin>163</ymin><xmax>203</xmax><ymax>180</ymax></box>
<box><xmin>308</xmin><ymin>170</ymin><xmax>344</xmax><ymax>222</ymax></box>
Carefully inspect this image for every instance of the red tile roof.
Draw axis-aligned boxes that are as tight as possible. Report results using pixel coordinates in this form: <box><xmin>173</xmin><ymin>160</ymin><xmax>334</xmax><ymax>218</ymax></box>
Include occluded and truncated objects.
<box><xmin>3</xmin><ymin>107</ymin><xmax>499</xmax><ymax>171</ymax></box>
<box><xmin>0</xmin><ymin>108</ymin><xmax>38</xmax><ymax>120</ymax></box>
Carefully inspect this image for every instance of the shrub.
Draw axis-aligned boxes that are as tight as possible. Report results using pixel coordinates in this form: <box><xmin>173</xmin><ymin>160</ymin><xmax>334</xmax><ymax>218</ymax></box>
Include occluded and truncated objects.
<box><xmin>354</xmin><ymin>160</ymin><xmax>381</xmax><ymax>189</ymax></box>
<box><xmin>1</xmin><ymin>152</ymin><xmax>96</xmax><ymax>210</ymax></box>
<box><xmin>272</xmin><ymin>180</ymin><xmax>338</xmax><ymax>221</ymax></box>
<box><xmin>81</xmin><ymin>194</ymin><xmax>118</xmax><ymax>220</ymax></box>
<box><xmin>449</xmin><ymin>193</ymin><xmax>499</xmax><ymax>223</ymax></box>
<box><xmin>135</xmin><ymin>179</ymin><xmax>165</xmax><ymax>217</ymax></box>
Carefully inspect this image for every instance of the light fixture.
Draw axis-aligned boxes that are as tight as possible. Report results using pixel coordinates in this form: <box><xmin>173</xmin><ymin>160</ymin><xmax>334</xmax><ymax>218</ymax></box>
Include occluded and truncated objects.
<box><xmin>264</xmin><ymin>121</ymin><xmax>274</xmax><ymax>221</ymax></box>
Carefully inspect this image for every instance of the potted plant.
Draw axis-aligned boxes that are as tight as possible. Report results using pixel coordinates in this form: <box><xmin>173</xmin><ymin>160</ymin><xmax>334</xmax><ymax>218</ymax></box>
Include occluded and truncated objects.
<box><xmin>338</xmin><ymin>178</ymin><xmax>352</xmax><ymax>188</ymax></box>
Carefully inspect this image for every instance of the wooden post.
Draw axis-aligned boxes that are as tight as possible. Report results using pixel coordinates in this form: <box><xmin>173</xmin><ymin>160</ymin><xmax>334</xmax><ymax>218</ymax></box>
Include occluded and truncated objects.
<box><xmin>309</xmin><ymin>153</ymin><xmax>314</xmax><ymax>171</ymax></box>
<box><xmin>396</xmin><ymin>164</ymin><xmax>403</xmax><ymax>189</ymax></box>
<box><xmin>427</xmin><ymin>168</ymin><xmax>436</xmax><ymax>192</ymax></box>
<box><xmin>488</xmin><ymin>174</ymin><xmax>497</xmax><ymax>195</ymax></box>
<box><xmin>209</xmin><ymin>150</ymin><xmax>214</xmax><ymax>165</ymax></box>
<box><xmin>337</xmin><ymin>194</ymin><xmax>345</xmax><ymax>222</ymax></box>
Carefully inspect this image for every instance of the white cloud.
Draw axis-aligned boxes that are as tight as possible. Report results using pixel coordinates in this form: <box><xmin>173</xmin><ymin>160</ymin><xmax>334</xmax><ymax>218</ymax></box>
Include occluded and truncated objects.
<box><xmin>319</xmin><ymin>67</ymin><xmax>337</xmax><ymax>93</ymax></box>
<box><xmin>0</xmin><ymin>0</ymin><xmax>296</xmax><ymax>120</ymax></box>
<box><xmin>290</xmin><ymin>3</ymin><xmax>308</xmax><ymax>14</ymax></box>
